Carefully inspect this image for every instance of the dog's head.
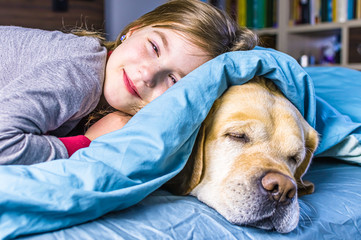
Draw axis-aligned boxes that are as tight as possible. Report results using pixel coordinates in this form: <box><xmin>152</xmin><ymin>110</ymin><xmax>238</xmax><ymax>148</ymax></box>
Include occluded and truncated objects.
<box><xmin>165</xmin><ymin>78</ymin><xmax>318</xmax><ymax>233</ymax></box>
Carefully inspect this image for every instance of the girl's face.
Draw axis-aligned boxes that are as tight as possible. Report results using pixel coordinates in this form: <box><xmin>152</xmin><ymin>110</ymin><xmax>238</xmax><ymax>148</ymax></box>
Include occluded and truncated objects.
<box><xmin>103</xmin><ymin>26</ymin><xmax>210</xmax><ymax>115</ymax></box>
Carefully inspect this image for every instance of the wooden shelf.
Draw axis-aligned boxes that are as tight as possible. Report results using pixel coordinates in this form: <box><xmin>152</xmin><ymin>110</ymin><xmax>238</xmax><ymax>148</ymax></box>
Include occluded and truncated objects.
<box><xmin>254</xmin><ymin>27</ymin><xmax>279</xmax><ymax>35</ymax></box>
<box><xmin>254</xmin><ymin>1</ymin><xmax>361</xmax><ymax>70</ymax></box>
<box><xmin>208</xmin><ymin>0</ymin><xmax>361</xmax><ymax>69</ymax></box>
<box><xmin>345</xmin><ymin>63</ymin><xmax>361</xmax><ymax>70</ymax></box>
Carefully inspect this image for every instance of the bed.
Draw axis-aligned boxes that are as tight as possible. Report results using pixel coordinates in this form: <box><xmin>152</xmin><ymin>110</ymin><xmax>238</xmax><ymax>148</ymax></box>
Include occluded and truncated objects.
<box><xmin>18</xmin><ymin>158</ymin><xmax>361</xmax><ymax>240</ymax></box>
<box><xmin>1</xmin><ymin>48</ymin><xmax>361</xmax><ymax>239</ymax></box>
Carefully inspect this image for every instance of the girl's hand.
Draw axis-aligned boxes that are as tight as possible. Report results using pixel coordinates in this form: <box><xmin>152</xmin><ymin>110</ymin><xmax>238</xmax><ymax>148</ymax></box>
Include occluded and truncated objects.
<box><xmin>85</xmin><ymin>111</ymin><xmax>132</xmax><ymax>141</ymax></box>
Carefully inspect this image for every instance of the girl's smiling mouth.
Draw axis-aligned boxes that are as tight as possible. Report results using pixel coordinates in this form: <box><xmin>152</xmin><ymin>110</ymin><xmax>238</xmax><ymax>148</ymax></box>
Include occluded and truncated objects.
<box><xmin>123</xmin><ymin>69</ymin><xmax>142</xmax><ymax>99</ymax></box>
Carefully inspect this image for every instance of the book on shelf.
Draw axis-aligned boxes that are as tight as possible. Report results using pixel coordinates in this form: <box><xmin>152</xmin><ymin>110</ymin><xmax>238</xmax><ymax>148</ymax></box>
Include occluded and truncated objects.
<box><xmin>237</xmin><ymin>0</ymin><xmax>247</xmax><ymax>26</ymax></box>
<box><xmin>290</xmin><ymin>0</ymin><xmax>360</xmax><ymax>26</ymax></box>
<box><xmin>209</xmin><ymin>0</ymin><xmax>278</xmax><ymax>29</ymax></box>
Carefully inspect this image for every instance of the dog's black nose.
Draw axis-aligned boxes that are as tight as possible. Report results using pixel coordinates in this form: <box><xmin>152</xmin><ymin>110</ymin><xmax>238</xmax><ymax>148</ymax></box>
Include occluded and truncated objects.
<box><xmin>260</xmin><ymin>172</ymin><xmax>296</xmax><ymax>204</ymax></box>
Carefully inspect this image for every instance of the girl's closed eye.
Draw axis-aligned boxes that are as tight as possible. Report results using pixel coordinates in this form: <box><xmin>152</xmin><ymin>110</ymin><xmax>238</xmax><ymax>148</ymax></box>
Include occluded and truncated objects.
<box><xmin>148</xmin><ymin>40</ymin><xmax>160</xmax><ymax>57</ymax></box>
<box><xmin>169</xmin><ymin>74</ymin><xmax>177</xmax><ymax>84</ymax></box>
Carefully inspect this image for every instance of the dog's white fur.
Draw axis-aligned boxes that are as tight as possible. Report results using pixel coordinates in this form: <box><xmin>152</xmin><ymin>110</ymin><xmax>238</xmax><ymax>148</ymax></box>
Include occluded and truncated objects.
<box><xmin>165</xmin><ymin>78</ymin><xmax>318</xmax><ymax>233</ymax></box>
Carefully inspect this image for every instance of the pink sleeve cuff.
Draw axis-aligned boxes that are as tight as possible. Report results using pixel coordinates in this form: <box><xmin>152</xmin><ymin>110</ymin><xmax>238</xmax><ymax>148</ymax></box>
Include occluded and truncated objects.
<box><xmin>59</xmin><ymin>135</ymin><xmax>91</xmax><ymax>157</ymax></box>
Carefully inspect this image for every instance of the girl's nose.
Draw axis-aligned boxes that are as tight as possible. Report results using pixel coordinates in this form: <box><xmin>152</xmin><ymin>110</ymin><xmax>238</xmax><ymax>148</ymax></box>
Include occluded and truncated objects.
<box><xmin>140</xmin><ymin>63</ymin><xmax>158</xmax><ymax>88</ymax></box>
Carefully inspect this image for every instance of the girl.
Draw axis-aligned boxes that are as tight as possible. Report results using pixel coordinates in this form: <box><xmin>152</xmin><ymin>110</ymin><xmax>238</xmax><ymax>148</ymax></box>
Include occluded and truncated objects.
<box><xmin>0</xmin><ymin>0</ymin><xmax>258</xmax><ymax>165</ymax></box>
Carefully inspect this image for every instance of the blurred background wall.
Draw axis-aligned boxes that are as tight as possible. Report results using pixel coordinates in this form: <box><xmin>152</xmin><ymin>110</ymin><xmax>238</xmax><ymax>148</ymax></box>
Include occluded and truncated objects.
<box><xmin>105</xmin><ymin>0</ymin><xmax>167</xmax><ymax>41</ymax></box>
<box><xmin>0</xmin><ymin>0</ymin><xmax>166</xmax><ymax>40</ymax></box>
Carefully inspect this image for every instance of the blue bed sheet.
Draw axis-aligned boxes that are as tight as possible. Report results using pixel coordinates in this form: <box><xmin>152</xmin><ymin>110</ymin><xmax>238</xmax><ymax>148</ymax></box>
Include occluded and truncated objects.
<box><xmin>1</xmin><ymin>48</ymin><xmax>361</xmax><ymax>239</ymax></box>
<box><xmin>19</xmin><ymin>158</ymin><xmax>361</xmax><ymax>240</ymax></box>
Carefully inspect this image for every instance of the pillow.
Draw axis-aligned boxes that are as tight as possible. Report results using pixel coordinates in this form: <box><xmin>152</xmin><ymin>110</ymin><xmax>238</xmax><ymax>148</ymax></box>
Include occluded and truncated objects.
<box><xmin>305</xmin><ymin>66</ymin><xmax>361</xmax><ymax>163</ymax></box>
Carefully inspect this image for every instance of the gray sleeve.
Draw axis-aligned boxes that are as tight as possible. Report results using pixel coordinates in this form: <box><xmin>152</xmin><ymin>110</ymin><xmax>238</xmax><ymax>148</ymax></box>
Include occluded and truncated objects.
<box><xmin>0</xmin><ymin>27</ymin><xmax>106</xmax><ymax>165</ymax></box>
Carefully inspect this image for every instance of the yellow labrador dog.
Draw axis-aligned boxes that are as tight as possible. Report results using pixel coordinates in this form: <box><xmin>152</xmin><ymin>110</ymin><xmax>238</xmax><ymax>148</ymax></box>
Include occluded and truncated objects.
<box><xmin>165</xmin><ymin>77</ymin><xmax>318</xmax><ymax>233</ymax></box>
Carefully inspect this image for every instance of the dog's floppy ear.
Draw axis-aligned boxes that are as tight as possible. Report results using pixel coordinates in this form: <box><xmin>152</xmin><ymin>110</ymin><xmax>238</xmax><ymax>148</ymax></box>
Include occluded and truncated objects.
<box><xmin>163</xmin><ymin>124</ymin><xmax>206</xmax><ymax>195</ymax></box>
<box><xmin>295</xmin><ymin>126</ymin><xmax>319</xmax><ymax>196</ymax></box>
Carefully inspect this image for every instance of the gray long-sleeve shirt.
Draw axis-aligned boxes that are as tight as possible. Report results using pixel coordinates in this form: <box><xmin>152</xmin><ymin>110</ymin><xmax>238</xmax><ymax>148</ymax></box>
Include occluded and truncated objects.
<box><xmin>0</xmin><ymin>26</ymin><xmax>107</xmax><ymax>164</ymax></box>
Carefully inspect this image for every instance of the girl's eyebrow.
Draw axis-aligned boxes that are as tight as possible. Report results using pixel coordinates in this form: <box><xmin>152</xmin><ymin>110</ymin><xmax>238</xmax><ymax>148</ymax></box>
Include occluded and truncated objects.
<box><xmin>153</xmin><ymin>29</ymin><xmax>186</xmax><ymax>78</ymax></box>
<box><xmin>153</xmin><ymin>30</ymin><xmax>169</xmax><ymax>52</ymax></box>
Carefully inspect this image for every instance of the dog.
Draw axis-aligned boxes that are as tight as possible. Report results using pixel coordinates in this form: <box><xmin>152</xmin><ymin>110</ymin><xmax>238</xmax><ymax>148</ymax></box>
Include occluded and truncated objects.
<box><xmin>165</xmin><ymin>77</ymin><xmax>319</xmax><ymax>233</ymax></box>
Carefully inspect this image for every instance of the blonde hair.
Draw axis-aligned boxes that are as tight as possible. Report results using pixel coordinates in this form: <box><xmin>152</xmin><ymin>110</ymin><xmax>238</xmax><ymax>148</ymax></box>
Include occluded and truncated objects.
<box><xmin>71</xmin><ymin>0</ymin><xmax>257</xmax><ymax>56</ymax></box>
<box><xmin>73</xmin><ymin>0</ymin><xmax>258</xmax><ymax>128</ymax></box>
<box><xmin>105</xmin><ymin>0</ymin><xmax>258</xmax><ymax>57</ymax></box>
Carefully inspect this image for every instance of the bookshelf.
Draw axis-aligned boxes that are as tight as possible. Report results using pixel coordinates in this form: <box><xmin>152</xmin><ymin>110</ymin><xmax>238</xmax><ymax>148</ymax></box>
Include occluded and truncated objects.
<box><xmin>209</xmin><ymin>0</ymin><xmax>361</xmax><ymax>70</ymax></box>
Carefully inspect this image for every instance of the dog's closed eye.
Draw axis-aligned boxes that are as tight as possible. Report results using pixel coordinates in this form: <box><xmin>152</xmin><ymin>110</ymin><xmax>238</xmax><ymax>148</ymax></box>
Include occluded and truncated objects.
<box><xmin>226</xmin><ymin>133</ymin><xmax>250</xmax><ymax>143</ymax></box>
<box><xmin>288</xmin><ymin>155</ymin><xmax>299</xmax><ymax>165</ymax></box>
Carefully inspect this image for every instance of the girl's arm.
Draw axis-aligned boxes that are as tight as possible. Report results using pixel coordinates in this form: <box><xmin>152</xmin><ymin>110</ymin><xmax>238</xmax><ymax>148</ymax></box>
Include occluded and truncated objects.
<box><xmin>57</xmin><ymin>112</ymin><xmax>131</xmax><ymax>157</ymax></box>
<box><xmin>0</xmin><ymin>58</ymin><xmax>101</xmax><ymax>165</ymax></box>
<box><xmin>0</xmin><ymin>26</ymin><xmax>106</xmax><ymax>165</ymax></box>
<box><xmin>85</xmin><ymin>112</ymin><xmax>132</xmax><ymax>141</ymax></box>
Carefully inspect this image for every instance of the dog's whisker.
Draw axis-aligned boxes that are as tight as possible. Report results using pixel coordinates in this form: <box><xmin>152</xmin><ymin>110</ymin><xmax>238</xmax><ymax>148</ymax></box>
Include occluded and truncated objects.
<box><xmin>299</xmin><ymin>201</ymin><xmax>314</xmax><ymax>226</ymax></box>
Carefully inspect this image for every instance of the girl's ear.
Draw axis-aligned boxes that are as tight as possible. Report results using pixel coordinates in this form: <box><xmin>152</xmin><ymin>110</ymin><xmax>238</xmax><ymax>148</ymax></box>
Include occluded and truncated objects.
<box><xmin>119</xmin><ymin>28</ymin><xmax>137</xmax><ymax>43</ymax></box>
<box><xmin>125</xmin><ymin>26</ymin><xmax>141</xmax><ymax>39</ymax></box>
<box><xmin>125</xmin><ymin>30</ymin><xmax>133</xmax><ymax>39</ymax></box>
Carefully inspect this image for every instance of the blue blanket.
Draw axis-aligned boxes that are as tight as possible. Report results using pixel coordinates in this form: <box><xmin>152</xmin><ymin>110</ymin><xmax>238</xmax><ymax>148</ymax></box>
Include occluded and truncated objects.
<box><xmin>0</xmin><ymin>48</ymin><xmax>359</xmax><ymax>239</ymax></box>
